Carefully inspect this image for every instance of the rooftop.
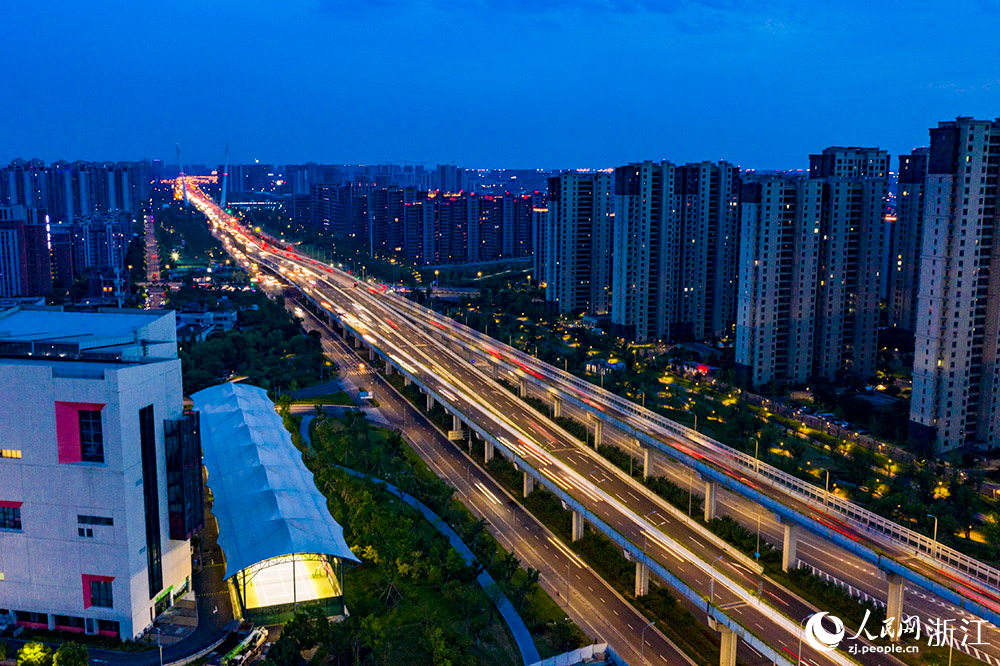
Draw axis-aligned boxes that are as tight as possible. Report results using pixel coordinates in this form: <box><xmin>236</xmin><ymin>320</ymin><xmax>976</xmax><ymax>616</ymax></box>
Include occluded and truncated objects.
<box><xmin>192</xmin><ymin>382</ymin><xmax>359</xmax><ymax>579</ymax></box>
<box><xmin>0</xmin><ymin>305</ymin><xmax>178</xmax><ymax>362</ymax></box>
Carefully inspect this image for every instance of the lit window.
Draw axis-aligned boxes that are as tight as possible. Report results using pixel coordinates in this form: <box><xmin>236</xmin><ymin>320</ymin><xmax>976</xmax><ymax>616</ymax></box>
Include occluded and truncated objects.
<box><xmin>0</xmin><ymin>450</ymin><xmax>21</xmax><ymax>459</ymax></box>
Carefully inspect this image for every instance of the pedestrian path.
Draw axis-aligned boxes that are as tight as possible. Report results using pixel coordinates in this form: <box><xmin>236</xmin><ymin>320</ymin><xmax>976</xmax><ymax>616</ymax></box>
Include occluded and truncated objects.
<box><xmin>297</xmin><ymin>423</ymin><xmax>540</xmax><ymax>666</ymax></box>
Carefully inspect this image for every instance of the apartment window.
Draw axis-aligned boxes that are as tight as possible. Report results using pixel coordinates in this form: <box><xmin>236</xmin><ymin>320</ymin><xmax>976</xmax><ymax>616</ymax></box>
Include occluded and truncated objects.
<box><xmin>0</xmin><ymin>450</ymin><xmax>21</xmax><ymax>459</ymax></box>
<box><xmin>90</xmin><ymin>580</ymin><xmax>113</xmax><ymax>608</ymax></box>
<box><xmin>79</xmin><ymin>411</ymin><xmax>104</xmax><ymax>463</ymax></box>
<box><xmin>0</xmin><ymin>506</ymin><xmax>22</xmax><ymax>530</ymax></box>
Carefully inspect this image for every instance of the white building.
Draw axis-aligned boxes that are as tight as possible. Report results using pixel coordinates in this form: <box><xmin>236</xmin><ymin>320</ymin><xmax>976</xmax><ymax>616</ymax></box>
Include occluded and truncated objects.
<box><xmin>910</xmin><ymin>118</ymin><xmax>1000</xmax><ymax>455</ymax></box>
<box><xmin>0</xmin><ymin>306</ymin><xmax>200</xmax><ymax>639</ymax></box>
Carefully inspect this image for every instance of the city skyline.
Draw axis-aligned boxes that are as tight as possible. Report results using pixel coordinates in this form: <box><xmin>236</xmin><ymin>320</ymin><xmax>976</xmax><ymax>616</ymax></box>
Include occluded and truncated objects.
<box><xmin>3</xmin><ymin>0</ymin><xmax>998</xmax><ymax>169</ymax></box>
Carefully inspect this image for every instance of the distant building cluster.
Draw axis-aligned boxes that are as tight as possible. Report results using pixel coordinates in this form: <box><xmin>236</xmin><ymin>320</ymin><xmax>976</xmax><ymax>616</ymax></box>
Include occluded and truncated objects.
<box><xmin>534</xmin><ymin>117</ymin><xmax>1000</xmax><ymax>456</ymax></box>
<box><xmin>184</xmin><ymin>161</ymin><xmax>548</xmax><ymax>267</ymax></box>
<box><xmin>0</xmin><ymin>159</ymin><xmax>153</xmax><ymax>300</ymax></box>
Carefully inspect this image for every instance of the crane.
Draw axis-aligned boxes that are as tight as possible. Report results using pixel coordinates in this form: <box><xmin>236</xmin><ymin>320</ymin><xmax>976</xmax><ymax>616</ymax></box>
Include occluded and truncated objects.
<box><xmin>175</xmin><ymin>143</ymin><xmax>188</xmax><ymax>206</ymax></box>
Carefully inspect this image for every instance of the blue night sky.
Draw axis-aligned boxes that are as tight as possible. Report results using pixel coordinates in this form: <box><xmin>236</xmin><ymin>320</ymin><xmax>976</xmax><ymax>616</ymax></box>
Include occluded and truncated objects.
<box><xmin>3</xmin><ymin>0</ymin><xmax>998</xmax><ymax>170</ymax></box>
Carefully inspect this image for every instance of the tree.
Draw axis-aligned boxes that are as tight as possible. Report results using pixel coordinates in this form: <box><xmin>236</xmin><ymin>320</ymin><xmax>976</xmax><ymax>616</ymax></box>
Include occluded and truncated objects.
<box><xmin>17</xmin><ymin>643</ymin><xmax>52</xmax><ymax>666</ymax></box>
<box><xmin>262</xmin><ymin>636</ymin><xmax>300</xmax><ymax>666</ymax></box>
<box><xmin>53</xmin><ymin>642</ymin><xmax>88</xmax><ymax>666</ymax></box>
<box><xmin>281</xmin><ymin>607</ymin><xmax>329</xmax><ymax>651</ymax></box>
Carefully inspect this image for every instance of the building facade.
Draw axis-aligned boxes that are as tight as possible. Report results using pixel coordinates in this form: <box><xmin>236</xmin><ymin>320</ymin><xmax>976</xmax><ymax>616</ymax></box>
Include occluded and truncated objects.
<box><xmin>888</xmin><ymin>148</ymin><xmax>930</xmax><ymax>332</ymax></box>
<box><xmin>612</xmin><ymin>161</ymin><xmax>673</xmax><ymax>340</ymax></box>
<box><xmin>735</xmin><ymin>175</ymin><xmax>823</xmax><ymax>387</ymax></box>
<box><xmin>910</xmin><ymin>118</ymin><xmax>1000</xmax><ymax>455</ymax></box>
<box><xmin>0</xmin><ymin>307</ymin><xmax>201</xmax><ymax>639</ymax></box>
<box><xmin>0</xmin><ymin>206</ymin><xmax>52</xmax><ymax>298</ymax></box>
<box><xmin>809</xmin><ymin>147</ymin><xmax>888</xmax><ymax>380</ymax></box>
<box><xmin>611</xmin><ymin>160</ymin><xmax>740</xmax><ymax>342</ymax></box>
<box><xmin>543</xmin><ymin>172</ymin><xmax>614</xmax><ymax>316</ymax></box>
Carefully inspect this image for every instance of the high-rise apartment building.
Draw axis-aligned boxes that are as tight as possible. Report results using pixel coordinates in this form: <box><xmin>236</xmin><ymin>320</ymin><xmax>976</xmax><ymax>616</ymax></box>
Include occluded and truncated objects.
<box><xmin>369</xmin><ymin>187</ymin><xmax>422</xmax><ymax>258</ymax></box>
<box><xmin>674</xmin><ymin>162</ymin><xmax>741</xmax><ymax>341</ymax></box>
<box><xmin>0</xmin><ymin>306</ymin><xmax>202</xmax><ymax>639</ymax></box>
<box><xmin>543</xmin><ymin>172</ymin><xmax>614</xmax><ymax>316</ymax></box>
<box><xmin>427</xmin><ymin>192</ymin><xmax>478</xmax><ymax>265</ymax></box>
<box><xmin>888</xmin><ymin>148</ymin><xmax>930</xmax><ymax>332</ymax></box>
<box><xmin>735</xmin><ymin>147</ymin><xmax>887</xmax><ymax>389</ymax></box>
<box><xmin>610</xmin><ymin>160</ymin><xmax>739</xmax><ymax>342</ymax></box>
<box><xmin>910</xmin><ymin>118</ymin><xmax>1000</xmax><ymax>455</ymax></box>
<box><xmin>2</xmin><ymin>160</ymin><xmax>150</xmax><ymax>225</ymax></box>
<box><xmin>612</xmin><ymin>161</ymin><xmax>672</xmax><ymax>340</ymax></box>
<box><xmin>434</xmin><ymin>165</ymin><xmax>467</xmax><ymax>193</ymax></box>
<box><xmin>735</xmin><ymin>175</ymin><xmax>823</xmax><ymax>387</ymax></box>
<box><xmin>809</xmin><ymin>147</ymin><xmax>888</xmax><ymax>380</ymax></box>
<box><xmin>0</xmin><ymin>206</ymin><xmax>52</xmax><ymax>298</ymax></box>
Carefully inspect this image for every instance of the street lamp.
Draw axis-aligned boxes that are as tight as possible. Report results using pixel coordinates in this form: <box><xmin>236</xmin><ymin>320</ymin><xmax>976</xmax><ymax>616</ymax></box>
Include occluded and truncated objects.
<box><xmin>928</xmin><ymin>513</ymin><xmax>939</xmax><ymax>558</ymax></box>
<box><xmin>797</xmin><ymin>613</ymin><xmax>814</xmax><ymax>666</ymax></box>
<box><xmin>640</xmin><ymin>620</ymin><xmax>655</xmax><ymax>666</ymax></box>
<box><xmin>709</xmin><ymin>555</ymin><xmax>724</xmax><ymax>605</ymax></box>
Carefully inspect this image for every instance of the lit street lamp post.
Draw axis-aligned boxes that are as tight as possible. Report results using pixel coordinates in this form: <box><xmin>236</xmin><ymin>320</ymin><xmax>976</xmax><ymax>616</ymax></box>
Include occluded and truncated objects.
<box><xmin>640</xmin><ymin>620</ymin><xmax>656</xmax><ymax>666</ymax></box>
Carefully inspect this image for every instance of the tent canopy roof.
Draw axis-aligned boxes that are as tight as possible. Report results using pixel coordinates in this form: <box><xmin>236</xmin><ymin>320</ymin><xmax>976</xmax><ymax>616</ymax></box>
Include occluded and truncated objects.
<box><xmin>192</xmin><ymin>383</ymin><xmax>358</xmax><ymax>579</ymax></box>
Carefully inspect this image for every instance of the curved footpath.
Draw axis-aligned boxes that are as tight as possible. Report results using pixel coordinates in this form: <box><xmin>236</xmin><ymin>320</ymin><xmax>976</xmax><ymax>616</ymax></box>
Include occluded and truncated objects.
<box><xmin>333</xmin><ymin>464</ymin><xmax>542</xmax><ymax>666</ymax></box>
<box><xmin>301</xmin><ymin>410</ymin><xmax>540</xmax><ymax>665</ymax></box>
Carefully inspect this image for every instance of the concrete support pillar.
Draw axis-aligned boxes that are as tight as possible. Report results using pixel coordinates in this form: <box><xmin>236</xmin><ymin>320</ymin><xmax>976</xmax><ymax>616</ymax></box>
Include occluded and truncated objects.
<box><xmin>635</xmin><ymin>561</ymin><xmax>649</xmax><ymax>597</ymax></box>
<box><xmin>426</xmin><ymin>392</ymin><xmax>435</xmax><ymax>411</ymax></box>
<box><xmin>484</xmin><ymin>439</ymin><xmax>495</xmax><ymax>463</ymax></box>
<box><xmin>594</xmin><ymin>420</ymin><xmax>603</xmax><ymax>447</ymax></box>
<box><xmin>384</xmin><ymin>361</ymin><xmax>393</xmax><ymax>375</ymax></box>
<box><xmin>491</xmin><ymin>362</ymin><xmax>500</xmax><ymax>379</ymax></box>
<box><xmin>552</xmin><ymin>396</ymin><xmax>562</xmax><ymax>419</ymax></box>
<box><xmin>572</xmin><ymin>511</ymin><xmax>585</xmax><ymax>541</ymax></box>
<box><xmin>781</xmin><ymin>521</ymin><xmax>800</xmax><ymax>572</ymax></box>
<box><xmin>368</xmin><ymin>347</ymin><xmax>376</xmax><ymax>361</ymax></box>
<box><xmin>523</xmin><ymin>471</ymin><xmax>535</xmax><ymax>498</ymax></box>
<box><xmin>404</xmin><ymin>375</ymin><xmax>412</xmax><ymax>387</ymax></box>
<box><xmin>704</xmin><ymin>479</ymin><xmax>717</xmax><ymax>522</ymax></box>
<box><xmin>642</xmin><ymin>444</ymin><xmax>653</xmax><ymax>479</ymax></box>
<box><xmin>452</xmin><ymin>414</ymin><xmax>462</xmax><ymax>431</ymax></box>
<box><xmin>886</xmin><ymin>573</ymin><xmax>904</xmax><ymax>641</ymax></box>
<box><xmin>718</xmin><ymin>627</ymin><xmax>737</xmax><ymax>666</ymax></box>
<box><xmin>353</xmin><ymin>335</ymin><xmax>362</xmax><ymax>349</ymax></box>
<box><xmin>518</xmin><ymin>379</ymin><xmax>528</xmax><ymax>398</ymax></box>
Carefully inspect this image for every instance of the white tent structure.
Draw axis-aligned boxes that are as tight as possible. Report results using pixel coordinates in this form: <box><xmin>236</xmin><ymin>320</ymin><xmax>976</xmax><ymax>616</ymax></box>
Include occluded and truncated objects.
<box><xmin>192</xmin><ymin>383</ymin><xmax>358</xmax><ymax>623</ymax></box>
